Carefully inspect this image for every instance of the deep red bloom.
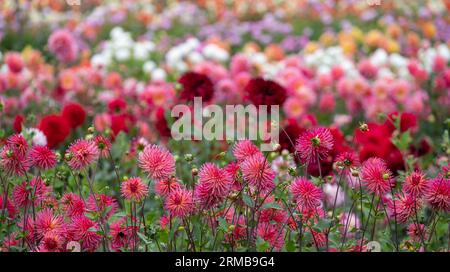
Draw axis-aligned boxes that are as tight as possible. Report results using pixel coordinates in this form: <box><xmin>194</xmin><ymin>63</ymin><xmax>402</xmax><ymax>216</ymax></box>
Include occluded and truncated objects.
<box><xmin>0</xmin><ymin>196</ymin><xmax>16</xmax><ymax>219</ymax></box>
<box><xmin>361</xmin><ymin>158</ymin><xmax>393</xmax><ymax>195</ymax></box>
<box><xmin>108</xmin><ymin>98</ymin><xmax>127</xmax><ymax>114</ymax></box>
<box><xmin>155</xmin><ymin>107</ymin><xmax>172</xmax><ymax>138</ymax></box>
<box><xmin>384</xmin><ymin>112</ymin><xmax>417</xmax><ymax>133</ymax></box>
<box><xmin>425</xmin><ymin>177</ymin><xmax>449</xmax><ymax>212</ymax></box>
<box><xmin>38</xmin><ymin>233</ymin><xmax>64</xmax><ymax>252</ymax></box>
<box><xmin>13</xmin><ymin>115</ymin><xmax>24</xmax><ymax>133</ymax></box>
<box><xmin>7</xmin><ymin>134</ymin><xmax>28</xmax><ymax>157</ymax></box>
<box><xmin>278</xmin><ymin>118</ymin><xmax>306</xmax><ymax>152</ymax></box>
<box><xmin>28</xmin><ymin>145</ymin><xmax>57</xmax><ymax>170</ymax></box>
<box><xmin>407</xmin><ymin>223</ymin><xmax>428</xmax><ymax>242</ymax></box>
<box><xmin>109</xmin><ymin>218</ymin><xmax>133</xmax><ymax>251</ymax></box>
<box><xmin>38</xmin><ymin>114</ymin><xmax>71</xmax><ymax>148</ymax></box>
<box><xmin>110</xmin><ymin>114</ymin><xmax>129</xmax><ymax>136</ymax></box>
<box><xmin>62</xmin><ymin>103</ymin><xmax>86</xmax><ymax>129</ymax></box>
<box><xmin>244</xmin><ymin>77</ymin><xmax>287</xmax><ymax>108</ymax></box>
<box><xmin>178</xmin><ymin>72</ymin><xmax>214</xmax><ymax>102</ymax></box>
<box><xmin>0</xmin><ymin>146</ymin><xmax>30</xmax><ymax>176</ymax></box>
<box><xmin>290</xmin><ymin>177</ymin><xmax>322</xmax><ymax>209</ymax></box>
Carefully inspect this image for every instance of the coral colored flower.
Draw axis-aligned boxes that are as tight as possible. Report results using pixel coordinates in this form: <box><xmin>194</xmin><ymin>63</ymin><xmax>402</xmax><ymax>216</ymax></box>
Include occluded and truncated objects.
<box><xmin>61</xmin><ymin>193</ymin><xmax>85</xmax><ymax>218</ymax></box>
<box><xmin>34</xmin><ymin>209</ymin><xmax>66</xmax><ymax>239</ymax></box>
<box><xmin>360</xmin><ymin>158</ymin><xmax>393</xmax><ymax>196</ymax></box>
<box><xmin>138</xmin><ymin>144</ymin><xmax>175</xmax><ymax>180</ymax></box>
<box><xmin>425</xmin><ymin>177</ymin><xmax>450</xmax><ymax>212</ymax></box>
<box><xmin>93</xmin><ymin>135</ymin><xmax>112</xmax><ymax>158</ymax></box>
<box><xmin>86</xmin><ymin>194</ymin><xmax>118</xmax><ymax>220</ymax></box>
<box><xmin>65</xmin><ymin>139</ymin><xmax>99</xmax><ymax>170</ymax></box>
<box><xmin>296</xmin><ymin>127</ymin><xmax>334</xmax><ymax>164</ymax></box>
<box><xmin>241</xmin><ymin>153</ymin><xmax>275</xmax><ymax>192</ymax></box>
<box><xmin>62</xmin><ymin>103</ymin><xmax>86</xmax><ymax>129</ymax></box>
<box><xmin>155</xmin><ymin>178</ymin><xmax>181</xmax><ymax>197</ymax></box>
<box><xmin>69</xmin><ymin>216</ymin><xmax>101</xmax><ymax>252</ymax></box>
<box><xmin>12</xmin><ymin>177</ymin><xmax>49</xmax><ymax>208</ymax></box>
<box><xmin>48</xmin><ymin>29</ymin><xmax>79</xmax><ymax>63</ymax></box>
<box><xmin>28</xmin><ymin>145</ymin><xmax>57</xmax><ymax>170</ymax></box>
<box><xmin>178</xmin><ymin>72</ymin><xmax>214</xmax><ymax>102</ymax></box>
<box><xmin>121</xmin><ymin>177</ymin><xmax>149</xmax><ymax>202</ymax></box>
<box><xmin>232</xmin><ymin>140</ymin><xmax>260</xmax><ymax>162</ymax></box>
<box><xmin>290</xmin><ymin>177</ymin><xmax>322</xmax><ymax>209</ymax></box>
<box><xmin>38</xmin><ymin>114</ymin><xmax>71</xmax><ymax>148</ymax></box>
<box><xmin>403</xmin><ymin>171</ymin><xmax>429</xmax><ymax>197</ymax></box>
<box><xmin>245</xmin><ymin>77</ymin><xmax>287</xmax><ymax>108</ymax></box>
<box><xmin>165</xmin><ymin>189</ymin><xmax>195</xmax><ymax>218</ymax></box>
<box><xmin>388</xmin><ymin>193</ymin><xmax>421</xmax><ymax>223</ymax></box>
<box><xmin>38</xmin><ymin>232</ymin><xmax>64</xmax><ymax>252</ymax></box>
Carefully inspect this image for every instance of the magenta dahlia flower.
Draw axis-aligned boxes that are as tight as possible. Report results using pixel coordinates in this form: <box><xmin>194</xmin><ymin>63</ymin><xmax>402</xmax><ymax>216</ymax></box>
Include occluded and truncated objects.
<box><xmin>138</xmin><ymin>144</ymin><xmax>175</xmax><ymax>180</ymax></box>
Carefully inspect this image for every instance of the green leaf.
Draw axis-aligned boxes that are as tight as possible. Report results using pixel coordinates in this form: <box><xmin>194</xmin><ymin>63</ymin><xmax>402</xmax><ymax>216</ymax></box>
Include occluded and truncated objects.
<box><xmin>260</xmin><ymin>202</ymin><xmax>282</xmax><ymax>210</ymax></box>
<box><xmin>242</xmin><ymin>194</ymin><xmax>254</xmax><ymax>207</ymax></box>
<box><xmin>256</xmin><ymin>237</ymin><xmax>270</xmax><ymax>252</ymax></box>
<box><xmin>137</xmin><ymin>232</ymin><xmax>152</xmax><ymax>245</ymax></box>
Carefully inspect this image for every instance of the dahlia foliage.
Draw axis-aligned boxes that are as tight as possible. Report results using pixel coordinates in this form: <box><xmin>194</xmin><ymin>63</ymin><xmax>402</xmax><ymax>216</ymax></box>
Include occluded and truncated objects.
<box><xmin>0</xmin><ymin>1</ymin><xmax>449</xmax><ymax>252</ymax></box>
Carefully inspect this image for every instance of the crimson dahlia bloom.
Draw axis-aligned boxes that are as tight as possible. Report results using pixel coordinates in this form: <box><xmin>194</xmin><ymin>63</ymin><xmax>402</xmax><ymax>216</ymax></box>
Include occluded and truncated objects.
<box><xmin>295</xmin><ymin>127</ymin><xmax>334</xmax><ymax>164</ymax></box>
<box><xmin>178</xmin><ymin>72</ymin><xmax>214</xmax><ymax>102</ymax></box>
<box><xmin>62</xmin><ymin>103</ymin><xmax>86</xmax><ymax>129</ymax></box>
<box><xmin>361</xmin><ymin>157</ymin><xmax>393</xmax><ymax>196</ymax></box>
<box><xmin>12</xmin><ymin>177</ymin><xmax>49</xmax><ymax>208</ymax></box>
<box><xmin>244</xmin><ymin>77</ymin><xmax>287</xmax><ymax>108</ymax></box>
<box><xmin>121</xmin><ymin>177</ymin><xmax>149</xmax><ymax>202</ymax></box>
<box><xmin>290</xmin><ymin>177</ymin><xmax>322</xmax><ymax>209</ymax></box>
<box><xmin>138</xmin><ymin>144</ymin><xmax>175</xmax><ymax>180</ymax></box>
<box><xmin>38</xmin><ymin>114</ymin><xmax>71</xmax><ymax>148</ymax></box>
<box><xmin>86</xmin><ymin>194</ymin><xmax>118</xmax><ymax>220</ymax></box>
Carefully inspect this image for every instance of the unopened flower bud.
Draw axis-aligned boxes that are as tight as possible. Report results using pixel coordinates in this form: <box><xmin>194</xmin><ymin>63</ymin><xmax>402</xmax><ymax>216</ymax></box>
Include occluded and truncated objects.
<box><xmin>65</xmin><ymin>153</ymin><xmax>73</xmax><ymax>161</ymax></box>
<box><xmin>191</xmin><ymin>168</ymin><xmax>198</xmax><ymax>176</ymax></box>
<box><xmin>178</xmin><ymin>226</ymin><xmax>185</xmax><ymax>232</ymax></box>
<box><xmin>272</xmin><ymin>143</ymin><xmax>281</xmax><ymax>152</ymax></box>
<box><xmin>184</xmin><ymin>154</ymin><xmax>193</xmax><ymax>162</ymax></box>
<box><xmin>228</xmin><ymin>225</ymin><xmax>235</xmax><ymax>231</ymax></box>
<box><xmin>87</xmin><ymin>126</ymin><xmax>95</xmax><ymax>134</ymax></box>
